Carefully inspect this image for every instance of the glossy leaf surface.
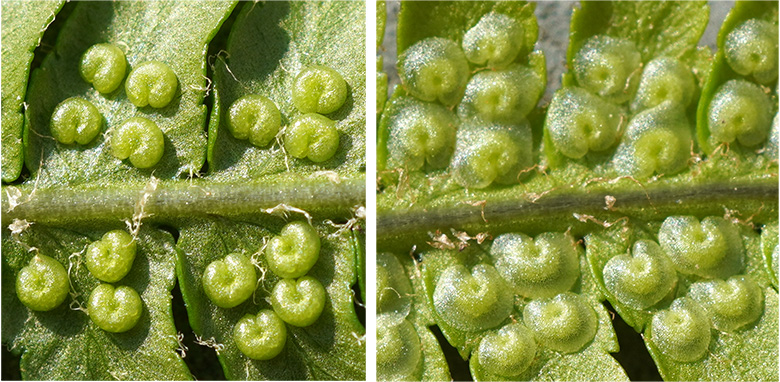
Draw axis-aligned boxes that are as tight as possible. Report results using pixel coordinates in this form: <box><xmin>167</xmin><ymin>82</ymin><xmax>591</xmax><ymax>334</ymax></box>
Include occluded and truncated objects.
<box><xmin>0</xmin><ymin>0</ymin><xmax>65</xmax><ymax>182</ymax></box>
<box><xmin>207</xmin><ymin>1</ymin><xmax>366</xmax><ymax>181</ymax></box>
<box><xmin>2</xmin><ymin>226</ymin><xmax>191</xmax><ymax>380</ymax></box>
<box><xmin>23</xmin><ymin>1</ymin><xmax>235</xmax><ymax>186</ymax></box>
<box><xmin>176</xmin><ymin>219</ymin><xmax>364</xmax><ymax>380</ymax></box>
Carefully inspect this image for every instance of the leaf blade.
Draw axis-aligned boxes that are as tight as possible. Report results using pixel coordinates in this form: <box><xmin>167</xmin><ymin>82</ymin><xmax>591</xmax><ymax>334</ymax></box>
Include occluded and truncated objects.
<box><xmin>176</xmin><ymin>218</ymin><xmax>365</xmax><ymax>380</ymax></box>
<box><xmin>2</xmin><ymin>226</ymin><xmax>192</xmax><ymax>380</ymax></box>
<box><xmin>0</xmin><ymin>0</ymin><xmax>65</xmax><ymax>183</ymax></box>
<box><xmin>207</xmin><ymin>1</ymin><xmax>366</xmax><ymax>181</ymax></box>
<box><xmin>23</xmin><ymin>1</ymin><xmax>236</xmax><ymax>187</ymax></box>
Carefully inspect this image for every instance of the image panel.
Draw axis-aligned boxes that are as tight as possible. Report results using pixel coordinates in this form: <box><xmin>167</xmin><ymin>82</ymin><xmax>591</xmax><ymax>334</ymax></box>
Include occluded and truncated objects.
<box><xmin>376</xmin><ymin>1</ymin><xmax>778</xmax><ymax>381</ymax></box>
<box><xmin>2</xmin><ymin>1</ymin><xmax>366</xmax><ymax>380</ymax></box>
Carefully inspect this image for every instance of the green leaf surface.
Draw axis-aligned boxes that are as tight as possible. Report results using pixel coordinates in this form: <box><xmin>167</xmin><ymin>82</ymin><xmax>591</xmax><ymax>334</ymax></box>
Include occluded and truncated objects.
<box><xmin>565</xmin><ymin>1</ymin><xmax>709</xmax><ymax>69</ymax></box>
<box><xmin>547</xmin><ymin>1</ymin><xmax>711</xmax><ymax>169</ymax></box>
<box><xmin>648</xmin><ymin>288</ymin><xmax>778</xmax><ymax>381</ymax></box>
<box><xmin>396</xmin><ymin>1</ymin><xmax>537</xmax><ymax>56</ymax></box>
<box><xmin>378</xmin><ymin>0</ymin><xmax>544</xmax><ymax>173</ymax></box>
<box><xmin>176</xmin><ymin>218</ymin><xmax>365</xmax><ymax>380</ymax></box>
<box><xmin>695</xmin><ymin>1</ymin><xmax>778</xmax><ymax>154</ymax></box>
<box><xmin>377</xmin><ymin>57</ymin><xmax>388</xmax><ymax>119</ymax></box>
<box><xmin>1</xmin><ymin>0</ymin><xmax>65</xmax><ymax>183</ymax></box>
<box><xmin>378</xmin><ymin>1</ymin><xmax>778</xmax><ymax>380</ymax></box>
<box><xmin>499</xmin><ymin>345</ymin><xmax>627</xmax><ymax>382</ymax></box>
<box><xmin>417</xmin><ymin>243</ymin><xmax>627</xmax><ymax>382</ymax></box>
<box><xmin>378</xmin><ymin>252</ymin><xmax>451</xmax><ymax>381</ymax></box>
<box><xmin>761</xmin><ymin>222</ymin><xmax>778</xmax><ymax>288</ymax></box>
<box><xmin>1</xmin><ymin>225</ymin><xmax>191</xmax><ymax>380</ymax></box>
<box><xmin>2</xmin><ymin>1</ymin><xmax>366</xmax><ymax>380</ymax></box>
<box><xmin>207</xmin><ymin>1</ymin><xmax>366</xmax><ymax>181</ymax></box>
<box><xmin>377</xmin><ymin>1</ymin><xmax>388</xmax><ymax>118</ymax></box>
<box><xmin>377</xmin><ymin>1</ymin><xmax>386</xmax><ymax>48</ymax></box>
<box><xmin>23</xmin><ymin>1</ymin><xmax>236</xmax><ymax>187</ymax></box>
<box><xmin>352</xmin><ymin>222</ymin><xmax>366</xmax><ymax>305</ymax></box>
<box><xmin>413</xmin><ymin>321</ymin><xmax>451</xmax><ymax>382</ymax></box>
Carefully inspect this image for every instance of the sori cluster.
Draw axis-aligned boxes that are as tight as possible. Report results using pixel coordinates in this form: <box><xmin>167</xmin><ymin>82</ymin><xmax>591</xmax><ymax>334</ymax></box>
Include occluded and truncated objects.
<box><xmin>52</xmin><ymin>43</ymin><xmax>177</xmax><ymax>168</ymax></box>
<box><xmin>383</xmin><ymin>10</ymin><xmax>545</xmax><ymax>189</ymax></box>
<box><xmin>200</xmin><ymin>221</ymin><xmax>326</xmax><ymax>361</ymax></box>
<box><xmin>547</xmin><ymin>12</ymin><xmax>777</xmax><ymax>176</ymax></box>
<box><xmin>378</xmin><ymin>230</ymin><xmax>600</xmax><ymax>381</ymax></box>
<box><xmin>381</xmin><ymin>9</ymin><xmax>778</xmax><ymax>189</ymax></box>
<box><xmin>227</xmin><ymin>65</ymin><xmax>348</xmax><ymax>163</ymax></box>
<box><xmin>16</xmin><ymin>230</ymin><xmax>143</xmax><ymax>333</ymax></box>
<box><xmin>595</xmin><ymin>216</ymin><xmax>775</xmax><ymax>363</ymax></box>
<box><xmin>51</xmin><ymin>42</ymin><xmax>351</xmax><ymax>170</ymax></box>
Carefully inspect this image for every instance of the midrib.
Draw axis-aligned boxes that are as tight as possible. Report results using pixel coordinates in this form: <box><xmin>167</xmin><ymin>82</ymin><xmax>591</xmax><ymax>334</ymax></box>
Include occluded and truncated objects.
<box><xmin>377</xmin><ymin>178</ymin><xmax>778</xmax><ymax>251</ymax></box>
<box><xmin>2</xmin><ymin>176</ymin><xmax>366</xmax><ymax>225</ymax></box>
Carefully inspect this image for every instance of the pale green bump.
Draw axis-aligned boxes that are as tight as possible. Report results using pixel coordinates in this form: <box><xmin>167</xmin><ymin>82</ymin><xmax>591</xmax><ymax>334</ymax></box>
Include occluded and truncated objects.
<box><xmin>284</xmin><ymin>113</ymin><xmax>340</xmax><ymax>162</ymax></box>
<box><xmin>265</xmin><ymin>221</ymin><xmax>320</xmax><ymax>279</ymax></box>
<box><xmin>87</xmin><ymin>284</ymin><xmax>143</xmax><ymax>333</ymax></box>
<box><xmin>472</xmin><ymin>322</ymin><xmax>536</xmax><ymax>377</ymax></box>
<box><xmin>79</xmin><ymin>43</ymin><xmax>127</xmax><ymax>94</ymax></box>
<box><xmin>523</xmin><ymin>292</ymin><xmax>597</xmax><ymax>353</ymax></box>
<box><xmin>451</xmin><ymin>122</ymin><xmax>532</xmax><ymax>189</ymax></box>
<box><xmin>111</xmin><ymin>117</ymin><xmax>165</xmax><ymax>168</ymax></box>
<box><xmin>658</xmin><ymin>216</ymin><xmax>744</xmax><ymax>279</ymax></box>
<box><xmin>202</xmin><ymin>253</ymin><xmax>257</xmax><ymax>308</ymax></box>
<box><xmin>85</xmin><ymin>230</ymin><xmax>136</xmax><ymax>283</ymax></box>
<box><xmin>377</xmin><ymin>253</ymin><xmax>413</xmax><ymax>319</ymax></box>
<box><xmin>650</xmin><ymin>297</ymin><xmax>711</xmax><ymax>362</ymax></box>
<box><xmin>270</xmin><ymin>276</ymin><xmax>326</xmax><ymax>327</ymax></box>
<box><xmin>491</xmin><ymin>232</ymin><xmax>580</xmax><ymax>299</ymax></box>
<box><xmin>227</xmin><ymin>94</ymin><xmax>281</xmax><ymax>147</ymax></box>
<box><xmin>292</xmin><ymin>65</ymin><xmax>348</xmax><ymax>114</ymax></box>
<box><xmin>432</xmin><ymin>263</ymin><xmax>513</xmax><ymax>332</ymax></box>
<box><xmin>545</xmin><ymin>87</ymin><xmax>625</xmax><ymax>159</ymax></box>
<box><xmin>50</xmin><ymin>97</ymin><xmax>103</xmax><ymax>145</ymax></box>
<box><xmin>377</xmin><ymin>315</ymin><xmax>422</xmax><ymax>381</ymax></box>
<box><xmin>233</xmin><ymin>309</ymin><xmax>287</xmax><ymax>360</ymax></box>
<box><xmin>631</xmin><ymin>57</ymin><xmax>696</xmax><ymax>113</ymax></box>
<box><xmin>398</xmin><ymin>37</ymin><xmax>469</xmax><ymax>106</ymax></box>
<box><xmin>708</xmin><ymin>79</ymin><xmax>773</xmax><ymax>147</ymax></box>
<box><xmin>15</xmin><ymin>254</ymin><xmax>69</xmax><ymax>312</ymax></box>
<box><xmin>462</xmin><ymin>12</ymin><xmax>524</xmax><ymax>68</ymax></box>
<box><xmin>386</xmin><ymin>96</ymin><xmax>457</xmax><ymax>170</ymax></box>
<box><xmin>613</xmin><ymin>101</ymin><xmax>692</xmax><ymax>178</ymax></box>
<box><xmin>573</xmin><ymin>35</ymin><xmax>641</xmax><ymax>104</ymax></box>
<box><xmin>725</xmin><ymin>18</ymin><xmax>778</xmax><ymax>84</ymax></box>
<box><xmin>125</xmin><ymin>61</ymin><xmax>178</xmax><ymax>108</ymax></box>
<box><xmin>457</xmin><ymin>64</ymin><xmax>544</xmax><ymax>124</ymax></box>
<box><xmin>603</xmin><ymin>240</ymin><xmax>677</xmax><ymax>310</ymax></box>
<box><xmin>689</xmin><ymin>275</ymin><xmax>764</xmax><ymax>332</ymax></box>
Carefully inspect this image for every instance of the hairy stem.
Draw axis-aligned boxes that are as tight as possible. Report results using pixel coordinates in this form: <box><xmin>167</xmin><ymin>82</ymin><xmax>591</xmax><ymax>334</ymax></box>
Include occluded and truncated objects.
<box><xmin>2</xmin><ymin>176</ymin><xmax>365</xmax><ymax>225</ymax></box>
<box><xmin>378</xmin><ymin>178</ymin><xmax>778</xmax><ymax>250</ymax></box>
